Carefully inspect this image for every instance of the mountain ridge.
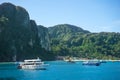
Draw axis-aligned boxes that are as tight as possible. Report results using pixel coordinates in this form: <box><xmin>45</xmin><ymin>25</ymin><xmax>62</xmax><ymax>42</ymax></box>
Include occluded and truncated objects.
<box><xmin>48</xmin><ymin>24</ymin><xmax>120</xmax><ymax>59</ymax></box>
<box><xmin>0</xmin><ymin>2</ymin><xmax>120</xmax><ymax>62</ymax></box>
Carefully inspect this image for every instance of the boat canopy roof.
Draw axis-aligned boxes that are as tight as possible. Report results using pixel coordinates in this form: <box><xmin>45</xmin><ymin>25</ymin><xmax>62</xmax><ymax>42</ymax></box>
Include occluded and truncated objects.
<box><xmin>24</xmin><ymin>57</ymin><xmax>41</xmax><ymax>62</ymax></box>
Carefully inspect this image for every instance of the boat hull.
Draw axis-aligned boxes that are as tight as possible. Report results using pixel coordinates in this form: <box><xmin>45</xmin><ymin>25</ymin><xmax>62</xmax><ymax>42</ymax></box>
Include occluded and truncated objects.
<box><xmin>17</xmin><ymin>58</ymin><xmax>47</xmax><ymax>70</ymax></box>
<box><xmin>18</xmin><ymin>65</ymin><xmax>46</xmax><ymax>70</ymax></box>
<box><xmin>82</xmin><ymin>61</ymin><xmax>101</xmax><ymax>66</ymax></box>
<box><xmin>82</xmin><ymin>62</ymin><xmax>100</xmax><ymax>66</ymax></box>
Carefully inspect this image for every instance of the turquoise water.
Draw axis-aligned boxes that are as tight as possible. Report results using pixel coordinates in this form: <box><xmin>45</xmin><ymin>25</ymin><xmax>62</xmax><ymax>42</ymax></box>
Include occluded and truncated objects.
<box><xmin>0</xmin><ymin>61</ymin><xmax>120</xmax><ymax>80</ymax></box>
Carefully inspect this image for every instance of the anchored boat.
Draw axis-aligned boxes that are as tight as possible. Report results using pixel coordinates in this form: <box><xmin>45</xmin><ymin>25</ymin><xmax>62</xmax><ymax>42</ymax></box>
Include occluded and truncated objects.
<box><xmin>17</xmin><ymin>57</ymin><xmax>47</xmax><ymax>70</ymax></box>
<box><xmin>82</xmin><ymin>60</ymin><xmax>101</xmax><ymax>66</ymax></box>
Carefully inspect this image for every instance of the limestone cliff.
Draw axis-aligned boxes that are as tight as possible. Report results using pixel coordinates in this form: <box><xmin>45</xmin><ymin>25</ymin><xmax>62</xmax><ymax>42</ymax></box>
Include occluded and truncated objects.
<box><xmin>0</xmin><ymin>3</ymin><xmax>51</xmax><ymax>61</ymax></box>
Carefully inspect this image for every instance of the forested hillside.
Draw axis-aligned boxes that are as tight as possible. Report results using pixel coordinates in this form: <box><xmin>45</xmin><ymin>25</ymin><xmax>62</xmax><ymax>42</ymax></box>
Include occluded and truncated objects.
<box><xmin>0</xmin><ymin>2</ymin><xmax>120</xmax><ymax>62</ymax></box>
<box><xmin>49</xmin><ymin>24</ymin><xmax>120</xmax><ymax>59</ymax></box>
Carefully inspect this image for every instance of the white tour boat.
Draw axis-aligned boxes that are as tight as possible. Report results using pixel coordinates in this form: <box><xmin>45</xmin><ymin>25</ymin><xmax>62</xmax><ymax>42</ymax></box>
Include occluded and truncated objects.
<box><xmin>17</xmin><ymin>57</ymin><xmax>47</xmax><ymax>70</ymax></box>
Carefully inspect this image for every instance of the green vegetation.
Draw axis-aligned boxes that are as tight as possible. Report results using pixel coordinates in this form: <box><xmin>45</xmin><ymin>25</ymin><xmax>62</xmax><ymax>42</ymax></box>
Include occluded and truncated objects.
<box><xmin>0</xmin><ymin>3</ymin><xmax>120</xmax><ymax>62</ymax></box>
<box><xmin>49</xmin><ymin>24</ymin><xmax>120</xmax><ymax>59</ymax></box>
<box><xmin>0</xmin><ymin>3</ymin><xmax>54</xmax><ymax>62</ymax></box>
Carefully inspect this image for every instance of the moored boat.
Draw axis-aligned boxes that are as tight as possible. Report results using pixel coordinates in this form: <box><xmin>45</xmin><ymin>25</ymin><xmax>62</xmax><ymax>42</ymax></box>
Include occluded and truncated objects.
<box><xmin>67</xmin><ymin>60</ymin><xmax>75</xmax><ymax>63</ymax></box>
<box><xmin>17</xmin><ymin>57</ymin><xmax>47</xmax><ymax>70</ymax></box>
<box><xmin>82</xmin><ymin>60</ymin><xmax>101</xmax><ymax>66</ymax></box>
<box><xmin>64</xmin><ymin>58</ymin><xmax>75</xmax><ymax>63</ymax></box>
<box><xmin>99</xmin><ymin>60</ymin><xmax>107</xmax><ymax>63</ymax></box>
<box><xmin>64</xmin><ymin>57</ymin><xmax>76</xmax><ymax>63</ymax></box>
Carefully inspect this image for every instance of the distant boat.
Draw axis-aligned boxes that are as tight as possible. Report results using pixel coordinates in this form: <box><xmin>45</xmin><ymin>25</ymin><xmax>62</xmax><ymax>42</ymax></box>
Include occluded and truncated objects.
<box><xmin>64</xmin><ymin>58</ymin><xmax>75</xmax><ymax>63</ymax></box>
<box><xmin>82</xmin><ymin>60</ymin><xmax>101</xmax><ymax>66</ymax></box>
<box><xmin>17</xmin><ymin>57</ymin><xmax>47</xmax><ymax>70</ymax></box>
<box><xmin>67</xmin><ymin>59</ymin><xmax>75</xmax><ymax>63</ymax></box>
<box><xmin>99</xmin><ymin>60</ymin><xmax>107</xmax><ymax>63</ymax></box>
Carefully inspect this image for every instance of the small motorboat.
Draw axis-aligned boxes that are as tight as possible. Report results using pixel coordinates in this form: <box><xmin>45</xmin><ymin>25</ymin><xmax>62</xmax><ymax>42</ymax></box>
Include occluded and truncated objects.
<box><xmin>64</xmin><ymin>58</ymin><xmax>75</xmax><ymax>63</ymax></box>
<box><xmin>82</xmin><ymin>60</ymin><xmax>101</xmax><ymax>66</ymax></box>
<box><xmin>99</xmin><ymin>60</ymin><xmax>107</xmax><ymax>63</ymax></box>
<box><xmin>67</xmin><ymin>60</ymin><xmax>75</xmax><ymax>63</ymax></box>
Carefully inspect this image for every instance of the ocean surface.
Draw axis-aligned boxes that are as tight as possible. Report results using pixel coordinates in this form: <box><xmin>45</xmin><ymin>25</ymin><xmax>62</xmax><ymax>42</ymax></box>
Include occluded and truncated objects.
<box><xmin>0</xmin><ymin>61</ymin><xmax>120</xmax><ymax>80</ymax></box>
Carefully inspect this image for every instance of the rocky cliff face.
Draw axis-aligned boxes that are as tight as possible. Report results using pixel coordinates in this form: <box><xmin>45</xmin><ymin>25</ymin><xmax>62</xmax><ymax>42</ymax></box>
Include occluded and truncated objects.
<box><xmin>0</xmin><ymin>3</ymin><xmax>51</xmax><ymax>61</ymax></box>
<box><xmin>37</xmin><ymin>25</ymin><xmax>51</xmax><ymax>51</ymax></box>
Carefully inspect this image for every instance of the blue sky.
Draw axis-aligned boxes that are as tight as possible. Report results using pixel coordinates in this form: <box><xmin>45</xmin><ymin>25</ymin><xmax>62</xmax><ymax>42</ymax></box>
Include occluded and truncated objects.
<box><xmin>0</xmin><ymin>0</ymin><xmax>120</xmax><ymax>32</ymax></box>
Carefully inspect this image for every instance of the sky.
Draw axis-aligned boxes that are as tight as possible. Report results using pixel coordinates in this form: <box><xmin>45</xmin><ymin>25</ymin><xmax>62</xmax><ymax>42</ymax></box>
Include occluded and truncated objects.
<box><xmin>0</xmin><ymin>0</ymin><xmax>120</xmax><ymax>32</ymax></box>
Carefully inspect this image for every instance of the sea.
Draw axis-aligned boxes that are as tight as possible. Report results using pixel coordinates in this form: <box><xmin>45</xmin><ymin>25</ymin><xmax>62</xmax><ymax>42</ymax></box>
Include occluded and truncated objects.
<box><xmin>0</xmin><ymin>61</ymin><xmax>120</xmax><ymax>80</ymax></box>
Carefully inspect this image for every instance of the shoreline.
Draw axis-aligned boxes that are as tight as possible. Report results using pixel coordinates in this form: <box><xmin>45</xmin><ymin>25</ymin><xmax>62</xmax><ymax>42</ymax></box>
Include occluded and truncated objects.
<box><xmin>0</xmin><ymin>59</ymin><xmax>120</xmax><ymax>63</ymax></box>
<box><xmin>63</xmin><ymin>59</ymin><xmax>120</xmax><ymax>62</ymax></box>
